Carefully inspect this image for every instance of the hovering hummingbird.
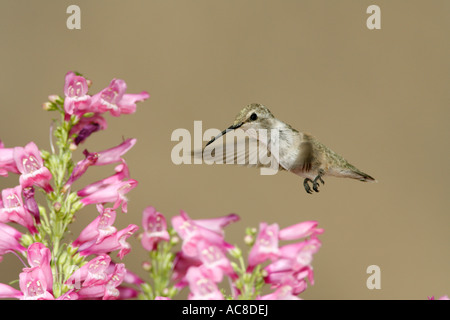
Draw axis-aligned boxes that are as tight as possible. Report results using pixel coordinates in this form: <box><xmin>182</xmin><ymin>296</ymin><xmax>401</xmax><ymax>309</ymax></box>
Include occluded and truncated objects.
<box><xmin>203</xmin><ymin>103</ymin><xmax>376</xmax><ymax>194</ymax></box>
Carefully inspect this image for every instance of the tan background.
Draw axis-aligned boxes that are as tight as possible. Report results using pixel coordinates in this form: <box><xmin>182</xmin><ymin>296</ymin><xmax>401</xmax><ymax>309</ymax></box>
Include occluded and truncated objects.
<box><xmin>0</xmin><ymin>1</ymin><xmax>448</xmax><ymax>299</ymax></box>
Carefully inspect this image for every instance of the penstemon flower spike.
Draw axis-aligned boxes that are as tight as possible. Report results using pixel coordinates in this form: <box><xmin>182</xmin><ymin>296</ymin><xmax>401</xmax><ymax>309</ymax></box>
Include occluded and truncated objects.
<box><xmin>0</xmin><ymin>71</ymin><xmax>149</xmax><ymax>299</ymax></box>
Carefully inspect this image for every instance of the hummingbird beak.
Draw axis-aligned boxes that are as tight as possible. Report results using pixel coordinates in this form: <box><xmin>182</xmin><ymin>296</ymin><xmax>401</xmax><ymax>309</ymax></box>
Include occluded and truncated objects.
<box><xmin>205</xmin><ymin>123</ymin><xmax>243</xmax><ymax>147</ymax></box>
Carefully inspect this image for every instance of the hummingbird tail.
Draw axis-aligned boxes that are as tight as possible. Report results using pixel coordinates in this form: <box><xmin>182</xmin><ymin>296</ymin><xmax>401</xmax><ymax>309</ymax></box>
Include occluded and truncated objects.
<box><xmin>352</xmin><ymin>169</ymin><xmax>377</xmax><ymax>183</ymax></box>
<box><xmin>339</xmin><ymin>164</ymin><xmax>377</xmax><ymax>182</ymax></box>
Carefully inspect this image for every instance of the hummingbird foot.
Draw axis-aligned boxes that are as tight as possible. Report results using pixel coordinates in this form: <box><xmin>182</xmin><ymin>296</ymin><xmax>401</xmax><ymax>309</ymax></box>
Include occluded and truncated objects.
<box><xmin>303</xmin><ymin>171</ymin><xmax>325</xmax><ymax>194</ymax></box>
<box><xmin>303</xmin><ymin>178</ymin><xmax>316</xmax><ymax>194</ymax></box>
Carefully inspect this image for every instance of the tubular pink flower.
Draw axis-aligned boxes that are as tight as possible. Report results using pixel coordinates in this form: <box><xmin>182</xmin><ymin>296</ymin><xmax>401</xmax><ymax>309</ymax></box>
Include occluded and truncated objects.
<box><xmin>69</xmin><ymin>114</ymin><xmax>108</xmax><ymax>146</ymax></box>
<box><xmin>64</xmin><ymin>139</ymin><xmax>135</xmax><ymax>192</ymax></box>
<box><xmin>0</xmin><ymin>140</ymin><xmax>19</xmax><ymax>176</ymax></box>
<box><xmin>94</xmin><ymin>138</ymin><xmax>137</xmax><ymax>166</ymax></box>
<box><xmin>172</xmin><ymin>211</ymin><xmax>236</xmax><ymax>257</ymax></box>
<box><xmin>0</xmin><ymin>283</ymin><xmax>23</xmax><ymax>299</ymax></box>
<box><xmin>79</xmin><ymin>224</ymin><xmax>139</xmax><ymax>260</ymax></box>
<box><xmin>248</xmin><ymin>223</ymin><xmax>280</xmax><ymax>268</ymax></box>
<box><xmin>278</xmin><ymin>238</ymin><xmax>322</xmax><ymax>271</ymax></box>
<box><xmin>63</xmin><ymin>150</ymin><xmax>99</xmax><ymax>192</ymax></box>
<box><xmin>66</xmin><ymin>254</ymin><xmax>111</xmax><ymax>288</ymax></box>
<box><xmin>196</xmin><ymin>239</ymin><xmax>235</xmax><ymax>283</ymax></box>
<box><xmin>186</xmin><ymin>266</ymin><xmax>224</xmax><ymax>300</ymax></box>
<box><xmin>63</xmin><ymin>71</ymin><xmax>91</xmax><ymax>116</ymax></box>
<box><xmin>194</xmin><ymin>213</ymin><xmax>240</xmax><ymax>237</ymax></box>
<box><xmin>76</xmin><ymin>159</ymin><xmax>130</xmax><ymax>196</ymax></box>
<box><xmin>0</xmin><ymin>222</ymin><xmax>26</xmax><ymax>262</ymax></box>
<box><xmin>57</xmin><ymin>289</ymin><xmax>79</xmax><ymax>300</ymax></box>
<box><xmin>91</xmin><ymin>78</ymin><xmax>149</xmax><ymax>117</ymax></box>
<box><xmin>19</xmin><ymin>266</ymin><xmax>54</xmax><ymax>300</ymax></box>
<box><xmin>79</xmin><ymin>178</ymin><xmax>137</xmax><ymax>213</ymax></box>
<box><xmin>23</xmin><ymin>187</ymin><xmax>40</xmax><ymax>224</ymax></box>
<box><xmin>25</xmin><ymin>243</ymin><xmax>53</xmax><ymax>292</ymax></box>
<box><xmin>117</xmin><ymin>286</ymin><xmax>139</xmax><ymax>299</ymax></box>
<box><xmin>173</xmin><ymin>252</ymin><xmax>202</xmax><ymax>288</ymax></box>
<box><xmin>0</xmin><ymin>185</ymin><xmax>37</xmax><ymax>234</ymax></box>
<box><xmin>76</xmin><ymin>263</ymin><xmax>126</xmax><ymax>300</ymax></box>
<box><xmin>72</xmin><ymin>205</ymin><xmax>117</xmax><ymax>250</ymax></box>
<box><xmin>428</xmin><ymin>295</ymin><xmax>450</xmax><ymax>300</ymax></box>
<box><xmin>141</xmin><ymin>206</ymin><xmax>170</xmax><ymax>251</ymax></box>
<box><xmin>278</xmin><ymin>220</ymin><xmax>324</xmax><ymax>241</ymax></box>
<box><xmin>258</xmin><ymin>285</ymin><xmax>301</xmax><ymax>300</ymax></box>
<box><xmin>14</xmin><ymin>142</ymin><xmax>53</xmax><ymax>193</ymax></box>
<box><xmin>105</xmin><ymin>262</ymin><xmax>144</xmax><ymax>286</ymax></box>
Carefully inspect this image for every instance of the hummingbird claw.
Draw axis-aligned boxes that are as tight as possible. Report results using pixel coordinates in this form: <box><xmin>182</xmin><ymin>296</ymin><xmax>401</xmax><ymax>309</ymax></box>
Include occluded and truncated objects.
<box><xmin>303</xmin><ymin>178</ymin><xmax>314</xmax><ymax>194</ymax></box>
<box><xmin>304</xmin><ymin>173</ymin><xmax>325</xmax><ymax>194</ymax></box>
<box><xmin>313</xmin><ymin>181</ymin><xmax>320</xmax><ymax>192</ymax></box>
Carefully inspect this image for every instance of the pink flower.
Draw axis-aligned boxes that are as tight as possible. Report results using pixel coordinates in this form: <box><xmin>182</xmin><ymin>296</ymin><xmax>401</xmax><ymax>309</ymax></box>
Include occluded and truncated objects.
<box><xmin>173</xmin><ymin>252</ymin><xmax>202</xmax><ymax>288</ymax></box>
<box><xmin>25</xmin><ymin>243</ymin><xmax>53</xmax><ymax>293</ymax></box>
<box><xmin>0</xmin><ymin>140</ymin><xmax>19</xmax><ymax>176</ymax></box>
<box><xmin>186</xmin><ymin>266</ymin><xmax>224</xmax><ymax>300</ymax></box>
<box><xmin>19</xmin><ymin>266</ymin><xmax>54</xmax><ymax>300</ymax></box>
<box><xmin>0</xmin><ymin>185</ymin><xmax>37</xmax><ymax>233</ymax></box>
<box><xmin>0</xmin><ymin>283</ymin><xmax>23</xmax><ymax>299</ymax></box>
<box><xmin>105</xmin><ymin>262</ymin><xmax>144</xmax><ymax>286</ymax></box>
<box><xmin>72</xmin><ymin>205</ymin><xmax>117</xmax><ymax>250</ymax></box>
<box><xmin>196</xmin><ymin>239</ymin><xmax>235</xmax><ymax>283</ymax></box>
<box><xmin>172</xmin><ymin>211</ymin><xmax>237</xmax><ymax>257</ymax></box>
<box><xmin>264</xmin><ymin>238</ymin><xmax>321</xmax><ymax>294</ymax></box>
<box><xmin>248</xmin><ymin>223</ymin><xmax>280</xmax><ymax>268</ymax></box>
<box><xmin>66</xmin><ymin>254</ymin><xmax>111</xmax><ymax>288</ymax></box>
<box><xmin>77</xmin><ymin>160</ymin><xmax>130</xmax><ymax>196</ymax></box>
<box><xmin>23</xmin><ymin>187</ymin><xmax>40</xmax><ymax>224</ymax></box>
<box><xmin>141</xmin><ymin>206</ymin><xmax>170</xmax><ymax>251</ymax></box>
<box><xmin>76</xmin><ymin>263</ymin><xmax>126</xmax><ymax>300</ymax></box>
<box><xmin>172</xmin><ymin>239</ymin><xmax>235</xmax><ymax>288</ymax></box>
<box><xmin>264</xmin><ymin>265</ymin><xmax>312</xmax><ymax>295</ymax></box>
<box><xmin>77</xmin><ymin>161</ymin><xmax>136</xmax><ymax>213</ymax></box>
<box><xmin>258</xmin><ymin>285</ymin><xmax>301</xmax><ymax>300</ymax></box>
<box><xmin>117</xmin><ymin>286</ymin><xmax>139</xmax><ymax>299</ymax></box>
<box><xmin>192</xmin><ymin>213</ymin><xmax>239</xmax><ymax>237</ymax></box>
<box><xmin>155</xmin><ymin>296</ymin><xmax>172</xmax><ymax>300</ymax></box>
<box><xmin>93</xmin><ymin>138</ymin><xmax>137</xmax><ymax>166</ymax></box>
<box><xmin>78</xmin><ymin>224</ymin><xmax>139</xmax><ymax>260</ymax></box>
<box><xmin>79</xmin><ymin>178</ymin><xmax>137</xmax><ymax>213</ymax></box>
<box><xmin>278</xmin><ymin>220</ymin><xmax>324</xmax><ymax>241</ymax></box>
<box><xmin>91</xmin><ymin>78</ymin><xmax>149</xmax><ymax>117</ymax></box>
<box><xmin>62</xmin><ymin>150</ymin><xmax>99</xmax><ymax>192</ymax></box>
<box><xmin>0</xmin><ymin>222</ymin><xmax>26</xmax><ymax>262</ymax></box>
<box><xmin>428</xmin><ymin>295</ymin><xmax>449</xmax><ymax>300</ymax></box>
<box><xmin>14</xmin><ymin>142</ymin><xmax>53</xmax><ymax>193</ymax></box>
<box><xmin>69</xmin><ymin>114</ymin><xmax>107</xmax><ymax>146</ymax></box>
<box><xmin>57</xmin><ymin>289</ymin><xmax>79</xmax><ymax>300</ymax></box>
<box><xmin>63</xmin><ymin>71</ymin><xmax>91</xmax><ymax>116</ymax></box>
<box><xmin>64</xmin><ymin>139</ymin><xmax>136</xmax><ymax>193</ymax></box>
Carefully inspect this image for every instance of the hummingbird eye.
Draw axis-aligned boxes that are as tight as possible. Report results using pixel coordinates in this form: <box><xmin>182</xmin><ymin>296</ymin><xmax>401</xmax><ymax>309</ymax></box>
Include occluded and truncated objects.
<box><xmin>250</xmin><ymin>113</ymin><xmax>258</xmax><ymax>121</ymax></box>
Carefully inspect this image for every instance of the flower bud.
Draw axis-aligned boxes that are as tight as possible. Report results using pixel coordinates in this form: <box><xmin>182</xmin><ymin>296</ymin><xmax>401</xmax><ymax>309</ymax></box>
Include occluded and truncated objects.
<box><xmin>142</xmin><ymin>261</ymin><xmax>151</xmax><ymax>271</ymax></box>
<box><xmin>20</xmin><ymin>234</ymin><xmax>34</xmax><ymax>248</ymax></box>
<box><xmin>42</xmin><ymin>102</ymin><xmax>57</xmax><ymax>111</ymax></box>
<box><xmin>229</xmin><ymin>246</ymin><xmax>242</xmax><ymax>259</ymax></box>
<box><xmin>53</xmin><ymin>202</ymin><xmax>61</xmax><ymax>212</ymax></box>
<box><xmin>48</xmin><ymin>95</ymin><xmax>64</xmax><ymax>105</ymax></box>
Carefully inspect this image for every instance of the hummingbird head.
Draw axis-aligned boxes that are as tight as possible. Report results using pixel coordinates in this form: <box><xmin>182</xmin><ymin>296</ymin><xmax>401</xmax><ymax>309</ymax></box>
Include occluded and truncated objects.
<box><xmin>205</xmin><ymin>103</ymin><xmax>275</xmax><ymax>147</ymax></box>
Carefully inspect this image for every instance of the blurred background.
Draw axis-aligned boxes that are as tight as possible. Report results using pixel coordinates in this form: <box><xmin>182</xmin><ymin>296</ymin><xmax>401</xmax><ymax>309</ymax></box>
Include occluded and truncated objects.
<box><xmin>0</xmin><ymin>0</ymin><xmax>448</xmax><ymax>299</ymax></box>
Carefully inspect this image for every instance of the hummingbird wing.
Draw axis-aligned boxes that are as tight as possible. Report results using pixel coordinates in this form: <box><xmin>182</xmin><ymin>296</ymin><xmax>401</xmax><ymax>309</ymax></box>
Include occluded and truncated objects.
<box><xmin>293</xmin><ymin>140</ymin><xmax>315</xmax><ymax>172</ymax></box>
<box><xmin>193</xmin><ymin>134</ymin><xmax>285</xmax><ymax>171</ymax></box>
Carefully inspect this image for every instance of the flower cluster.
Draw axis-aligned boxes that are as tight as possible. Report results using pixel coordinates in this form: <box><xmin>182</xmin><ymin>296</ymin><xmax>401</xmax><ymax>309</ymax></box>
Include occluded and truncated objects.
<box><xmin>138</xmin><ymin>207</ymin><xmax>324</xmax><ymax>300</ymax></box>
<box><xmin>0</xmin><ymin>71</ymin><xmax>149</xmax><ymax>299</ymax></box>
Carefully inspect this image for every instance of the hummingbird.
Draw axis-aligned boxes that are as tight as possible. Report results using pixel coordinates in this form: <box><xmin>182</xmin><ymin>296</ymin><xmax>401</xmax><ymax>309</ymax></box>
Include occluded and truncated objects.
<box><xmin>203</xmin><ymin>103</ymin><xmax>376</xmax><ymax>194</ymax></box>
